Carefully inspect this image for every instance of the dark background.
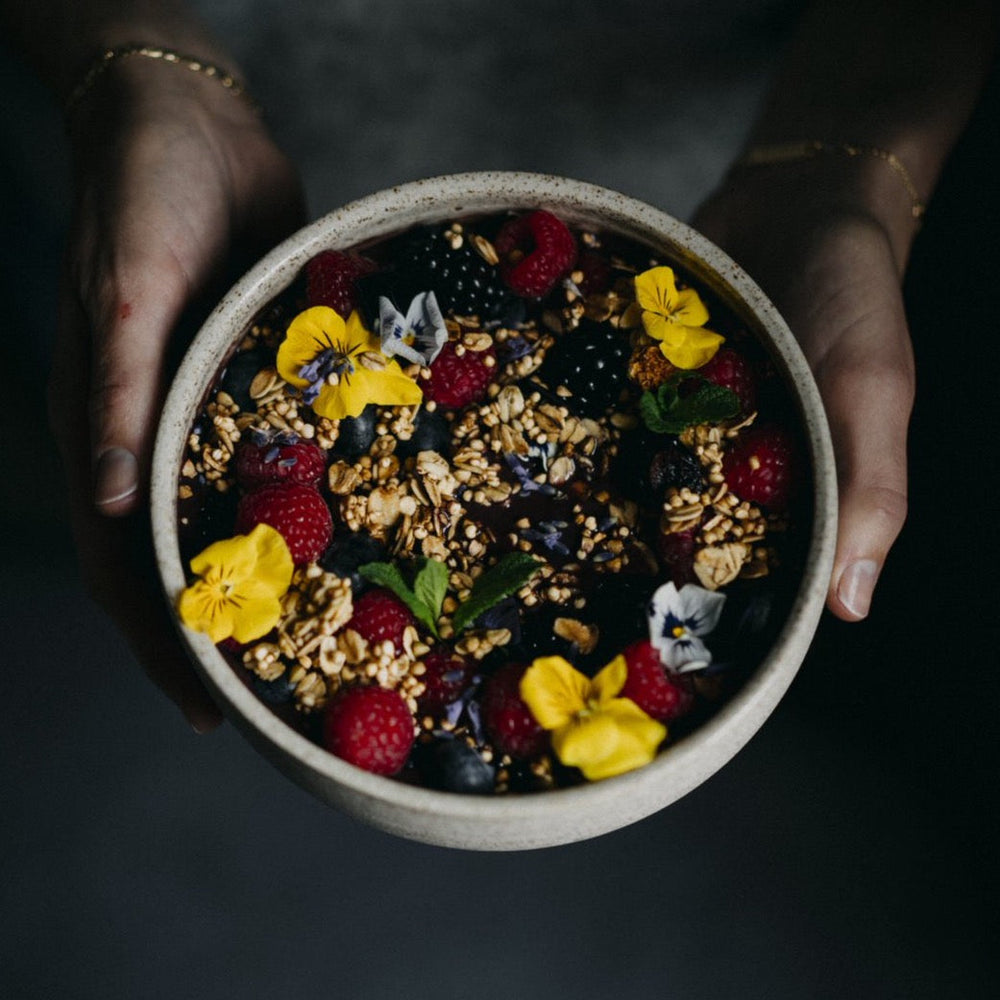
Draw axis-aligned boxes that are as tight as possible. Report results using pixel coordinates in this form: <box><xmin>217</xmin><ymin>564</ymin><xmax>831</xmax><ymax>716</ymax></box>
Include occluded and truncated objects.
<box><xmin>2</xmin><ymin>3</ymin><xmax>996</xmax><ymax>997</ymax></box>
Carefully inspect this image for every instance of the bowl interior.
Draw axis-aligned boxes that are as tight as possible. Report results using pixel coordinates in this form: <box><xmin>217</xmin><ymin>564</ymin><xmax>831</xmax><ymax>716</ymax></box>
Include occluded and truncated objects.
<box><xmin>151</xmin><ymin>171</ymin><xmax>837</xmax><ymax>850</ymax></box>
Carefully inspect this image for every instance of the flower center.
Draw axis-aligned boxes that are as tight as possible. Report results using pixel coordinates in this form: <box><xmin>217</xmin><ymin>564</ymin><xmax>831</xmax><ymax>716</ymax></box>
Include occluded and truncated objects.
<box><xmin>299</xmin><ymin>343</ymin><xmax>356</xmax><ymax>403</ymax></box>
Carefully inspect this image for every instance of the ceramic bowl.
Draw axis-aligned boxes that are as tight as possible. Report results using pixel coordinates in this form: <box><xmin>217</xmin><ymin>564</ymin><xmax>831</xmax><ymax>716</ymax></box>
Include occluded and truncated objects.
<box><xmin>151</xmin><ymin>171</ymin><xmax>837</xmax><ymax>851</ymax></box>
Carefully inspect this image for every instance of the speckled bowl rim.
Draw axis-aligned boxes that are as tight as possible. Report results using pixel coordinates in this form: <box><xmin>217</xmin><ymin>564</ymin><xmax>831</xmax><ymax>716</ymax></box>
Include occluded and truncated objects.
<box><xmin>152</xmin><ymin>171</ymin><xmax>837</xmax><ymax>851</ymax></box>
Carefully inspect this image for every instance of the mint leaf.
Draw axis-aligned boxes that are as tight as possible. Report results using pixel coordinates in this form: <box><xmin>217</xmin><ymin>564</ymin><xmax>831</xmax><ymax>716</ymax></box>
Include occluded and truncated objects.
<box><xmin>452</xmin><ymin>552</ymin><xmax>541</xmax><ymax>634</ymax></box>
<box><xmin>640</xmin><ymin>372</ymin><xmax>739</xmax><ymax>435</ymax></box>
<box><xmin>413</xmin><ymin>558</ymin><xmax>449</xmax><ymax>624</ymax></box>
<box><xmin>359</xmin><ymin>561</ymin><xmax>439</xmax><ymax>637</ymax></box>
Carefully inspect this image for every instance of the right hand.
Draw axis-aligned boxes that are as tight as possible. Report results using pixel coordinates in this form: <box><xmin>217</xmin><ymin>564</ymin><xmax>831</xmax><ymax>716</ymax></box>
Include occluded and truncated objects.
<box><xmin>48</xmin><ymin>60</ymin><xmax>305</xmax><ymax>730</ymax></box>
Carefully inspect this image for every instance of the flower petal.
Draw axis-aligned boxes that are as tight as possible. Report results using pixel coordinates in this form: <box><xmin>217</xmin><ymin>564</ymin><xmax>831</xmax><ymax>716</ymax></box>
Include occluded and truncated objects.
<box><xmin>277</xmin><ymin>306</ymin><xmax>345</xmax><ymax>388</ymax></box>
<box><xmin>657</xmin><ymin>634</ymin><xmax>712</xmax><ymax>672</ymax></box>
<box><xmin>227</xmin><ymin>590</ymin><xmax>286</xmax><ymax>644</ymax></box>
<box><xmin>178</xmin><ymin>524</ymin><xmax>293</xmax><ymax>644</ymax></box>
<box><xmin>177</xmin><ymin>581</ymin><xmax>237</xmax><ymax>643</ymax></box>
<box><xmin>634</xmin><ymin>266</ymin><xmax>679</xmax><ymax>315</ymax></box>
<box><xmin>552</xmin><ymin>702</ymin><xmax>666</xmax><ymax>781</ymax></box>
<box><xmin>676</xmin><ymin>583</ymin><xmax>727</xmax><ymax>637</ymax></box>
<box><xmin>520</xmin><ymin>656</ymin><xmax>591</xmax><ymax>730</ymax></box>
<box><xmin>589</xmin><ymin>654</ymin><xmax>628</xmax><ymax>704</ymax></box>
<box><xmin>377</xmin><ymin>296</ymin><xmax>425</xmax><ymax>365</ymax></box>
<box><xmin>655</xmin><ymin>324</ymin><xmax>725</xmax><ymax>369</ymax></box>
<box><xmin>673</xmin><ymin>287</ymin><xmax>710</xmax><ymax>328</ymax></box>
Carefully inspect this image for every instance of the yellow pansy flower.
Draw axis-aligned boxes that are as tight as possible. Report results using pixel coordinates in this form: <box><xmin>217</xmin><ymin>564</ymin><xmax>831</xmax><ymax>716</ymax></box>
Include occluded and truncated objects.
<box><xmin>520</xmin><ymin>655</ymin><xmax>667</xmax><ymax>781</ymax></box>
<box><xmin>177</xmin><ymin>523</ymin><xmax>294</xmax><ymax>644</ymax></box>
<box><xmin>277</xmin><ymin>306</ymin><xmax>423</xmax><ymax>420</ymax></box>
<box><xmin>633</xmin><ymin>266</ymin><xmax>724</xmax><ymax>369</ymax></box>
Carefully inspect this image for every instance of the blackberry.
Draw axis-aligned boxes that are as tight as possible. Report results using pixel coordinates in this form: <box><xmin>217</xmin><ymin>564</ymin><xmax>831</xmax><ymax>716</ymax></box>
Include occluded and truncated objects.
<box><xmin>536</xmin><ymin>319</ymin><xmax>631</xmax><ymax>417</ymax></box>
<box><xmin>649</xmin><ymin>439</ymin><xmax>705</xmax><ymax>496</ymax></box>
<box><xmin>358</xmin><ymin>227</ymin><xmax>513</xmax><ymax>321</ymax></box>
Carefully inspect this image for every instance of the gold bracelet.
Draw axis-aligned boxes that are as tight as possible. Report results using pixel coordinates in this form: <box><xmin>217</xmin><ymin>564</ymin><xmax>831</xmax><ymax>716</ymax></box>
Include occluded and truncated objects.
<box><xmin>65</xmin><ymin>44</ymin><xmax>260</xmax><ymax>119</ymax></box>
<box><xmin>738</xmin><ymin>140</ymin><xmax>926</xmax><ymax>221</ymax></box>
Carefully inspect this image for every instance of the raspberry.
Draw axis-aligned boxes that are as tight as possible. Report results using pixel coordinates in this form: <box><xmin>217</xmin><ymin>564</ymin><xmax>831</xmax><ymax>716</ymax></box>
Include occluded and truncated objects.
<box><xmin>495</xmin><ymin>210</ymin><xmax>577</xmax><ymax>298</ymax></box>
<box><xmin>323</xmin><ymin>685</ymin><xmax>415</xmax><ymax>775</ymax></box>
<box><xmin>538</xmin><ymin>319</ymin><xmax>631</xmax><ymax>417</ymax></box>
<box><xmin>235</xmin><ymin>483</ymin><xmax>333</xmax><ymax>565</ymax></box>
<box><xmin>417</xmin><ymin>647</ymin><xmax>475</xmax><ymax>713</ymax></box>
<box><xmin>347</xmin><ymin>588</ymin><xmax>416</xmax><ymax>653</ymax></box>
<box><xmin>481</xmin><ymin>662</ymin><xmax>549</xmax><ymax>760</ymax></box>
<box><xmin>619</xmin><ymin>640</ymin><xmax>694</xmax><ymax>722</ymax></box>
<box><xmin>722</xmin><ymin>424</ymin><xmax>797</xmax><ymax>511</ymax></box>
<box><xmin>657</xmin><ymin>528</ymin><xmax>698</xmax><ymax>587</ymax></box>
<box><xmin>698</xmin><ymin>347</ymin><xmax>758</xmax><ymax>416</ymax></box>
<box><xmin>306</xmin><ymin>250</ymin><xmax>378</xmax><ymax>318</ymax></box>
<box><xmin>234</xmin><ymin>437</ymin><xmax>327</xmax><ymax>490</ymax></box>
<box><xmin>422</xmin><ymin>340</ymin><xmax>496</xmax><ymax>409</ymax></box>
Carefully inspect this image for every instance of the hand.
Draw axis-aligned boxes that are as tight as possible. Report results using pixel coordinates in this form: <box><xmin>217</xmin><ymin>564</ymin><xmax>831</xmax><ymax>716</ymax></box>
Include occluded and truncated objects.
<box><xmin>693</xmin><ymin>160</ymin><xmax>916</xmax><ymax>621</ymax></box>
<box><xmin>48</xmin><ymin>62</ymin><xmax>305</xmax><ymax>729</ymax></box>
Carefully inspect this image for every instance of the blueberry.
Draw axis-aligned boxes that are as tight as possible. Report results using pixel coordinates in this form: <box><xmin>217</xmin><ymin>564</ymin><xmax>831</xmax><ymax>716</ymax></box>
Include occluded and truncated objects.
<box><xmin>333</xmin><ymin>404</ymin><xmax>377</xmax><ymax>457</ymax></box>
<box><xmin>219</xmin><ymin>345</ymin><xmax>272</xmax><ymax>412</ymax></box>
<box><xmin>251</xmin><ymin>672</ymin><xmax>296</xmax><ymax>705</ymax></box>
<box><xmin>395</xmin><ymin>408</ymin><xmax>452</xmax><ymax>459</ymax></box>
<box><xmin>319</xmin><ymin>531</ymin><xmax>387</xmax><ymax>591</ymax></box>
<box><xmin>417</xmin><ymin>737</ymin><xmax>495</xmax><ymax>794</ymax></box>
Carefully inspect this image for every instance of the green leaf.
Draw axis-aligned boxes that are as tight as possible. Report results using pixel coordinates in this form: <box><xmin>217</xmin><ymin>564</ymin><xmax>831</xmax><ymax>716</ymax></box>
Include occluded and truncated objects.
<box><xmin>452</xmin><ymin>552</ymin><xmax>542</xmax><ymax>634</ymax></box>
<box><xmin>413</xmin><ymin>558</ymin><xmax>449</xmax><ymax>623</ymax></box>
<box><xmin>358</xmin><ymin>561</ymin><xmax>439</xmax><ymax>637</ymax></box>
<box><xmin>639</xmin><ymin>372</ymin><xmax>739</xmax><ymax>435</ymax></box>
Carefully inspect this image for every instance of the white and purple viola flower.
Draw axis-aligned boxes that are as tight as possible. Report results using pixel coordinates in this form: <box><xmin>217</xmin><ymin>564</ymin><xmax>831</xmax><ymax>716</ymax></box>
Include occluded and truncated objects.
<box><xmin>376</xmin><ymin>291</ymin><xmax>447</xmax><ymax>367</ymax></box>
<box><xmin>648</xmin><ymin>580</ymin><xmax>726</xmax><ymax>673</ymax></box>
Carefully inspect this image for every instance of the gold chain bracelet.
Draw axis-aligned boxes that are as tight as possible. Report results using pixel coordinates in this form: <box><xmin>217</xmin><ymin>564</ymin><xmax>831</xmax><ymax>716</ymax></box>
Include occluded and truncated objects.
<box><xmin>738</xmin><ymin>140</ymin><xmax>926</xmax><ymax>221</ymax></box>
<box><xmin>65</xmin><ymin>44</ymin><xmax>260</xmax><ymax>119</ymax></box>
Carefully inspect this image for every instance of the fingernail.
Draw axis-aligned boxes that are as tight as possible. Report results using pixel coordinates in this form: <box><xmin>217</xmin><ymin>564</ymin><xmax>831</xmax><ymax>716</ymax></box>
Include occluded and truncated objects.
<box><xmin>838</xmin><ymin>559</ymin><xmax>878</xmax><ymax>619</ymax></box>
<box><xmin>94</xmin><ymin>447</ymin><xmax>139</xmax><ymax>509</ymax></box>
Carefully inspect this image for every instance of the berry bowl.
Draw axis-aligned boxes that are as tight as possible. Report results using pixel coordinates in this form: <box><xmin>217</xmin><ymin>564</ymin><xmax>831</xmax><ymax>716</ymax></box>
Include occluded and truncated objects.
<box><xmin>151</xmin><ymin>172</ymin><xmax>836</xmax><ymax>850</ymax></box>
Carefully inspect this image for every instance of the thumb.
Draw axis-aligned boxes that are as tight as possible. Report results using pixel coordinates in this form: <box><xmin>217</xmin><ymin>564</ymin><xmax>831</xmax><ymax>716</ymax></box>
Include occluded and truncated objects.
<box><xmin>812</xmin><ymin>306</ymin><xmax>913</xmax><ymax>621</ymax></box>
<box><xmin>86</xmin><ymin>248</ymin><xmax>192</xmax><ymax>516</ymax></box>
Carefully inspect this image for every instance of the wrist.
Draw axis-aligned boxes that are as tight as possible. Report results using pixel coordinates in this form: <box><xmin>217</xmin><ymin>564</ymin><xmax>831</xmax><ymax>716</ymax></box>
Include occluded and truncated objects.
<box><xmin>718</xmin><ymin>145</ymin><xmax>923</xmax><ymax>271</ymax></box>
<box><xmin>65</xmin><ymin>42</ymin><xmax>258</xmax><ymax>128</ymax></box>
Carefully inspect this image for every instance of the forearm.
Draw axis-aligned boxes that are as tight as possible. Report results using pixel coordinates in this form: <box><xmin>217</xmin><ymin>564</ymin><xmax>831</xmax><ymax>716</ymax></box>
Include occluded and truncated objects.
<box><xmin>744</xmin><ymin>0</ymin><xmax>998</xmax><ymax>256</ymax></box>
<box><xmin>0</xmin><ymin>0</ymin><xmax>241</xmax><ymax>104</ymax></box>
